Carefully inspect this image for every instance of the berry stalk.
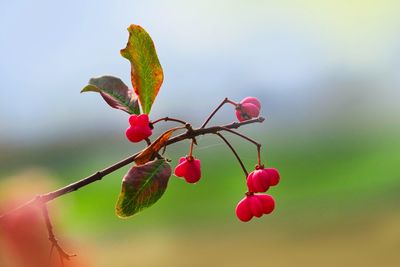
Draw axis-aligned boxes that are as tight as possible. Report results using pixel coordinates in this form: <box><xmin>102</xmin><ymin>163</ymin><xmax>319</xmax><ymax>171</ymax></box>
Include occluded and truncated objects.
<box><xmin>216</xmin><ymin>133</ymin><xmax>249</xmax><ymax>177</ymax></box>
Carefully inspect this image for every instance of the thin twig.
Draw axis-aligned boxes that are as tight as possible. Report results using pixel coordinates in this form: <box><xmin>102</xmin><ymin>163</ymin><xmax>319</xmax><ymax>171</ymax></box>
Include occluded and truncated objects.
<box><xmin>200</xmin><ymin>98</ymin><xmax>236</xmax><ymax>128</ymax></box>
<box><xmin>41</xmin><ymin>203</ymin><xmax>76</xmax><ymax>266</ymax></box>
<box><xmin>188</xmin><ymin>98</ymin><xmax>238</xmax><ymax>157</ymax></box>
<box><xmin>144</xmin><ymin>138</ymin><xmax>152</xmax><ymax>146</ymax></box>
<box><xmin>188</xmin><ymin>139</ymin><xmax>194</xmax><ymax>157</ymax></box>
<box><xmin>219</xmin><ymin>126</ymin><xmax>263</xmax><ymax>167</ymax></box>
<box><xmin>218</xmin><ymin>127</ymin><xmax>261</xmax><ymax>147</ymax></box>
<box><xmin>216</xmin><ymin>133</ymin><xmax>248</xmax><ymax>177</ymax></box>
<box><xmin>257</xmin><ymin>145</ymin><xmax>262</xmax><ymax>167</ymax></box>
<box><xmin>151</xmin><ymin>117</ymin><xmax>187</xmax><ymax>126</ymax></box>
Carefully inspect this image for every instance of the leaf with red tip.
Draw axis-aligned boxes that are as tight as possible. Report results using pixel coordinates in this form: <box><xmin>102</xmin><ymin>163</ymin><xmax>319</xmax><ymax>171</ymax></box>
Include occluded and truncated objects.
<box><xmin>81</xmin><ymin>75</ymin><xmax>140</xmax><ymax>114</ymax></box>
<box><xmin>121</xmin><ymin>24</ymin><xmax>164</xmax><ymax>114</ymax></box>
<box><xmin>115</xmin><ymin>159</ymin><xmax>171</xmax><ymax>218</ymax></box>
<box><xmin>135</xmin><ymin>127</ymin><xmax>182</xmax><ymax>165</ymax></box>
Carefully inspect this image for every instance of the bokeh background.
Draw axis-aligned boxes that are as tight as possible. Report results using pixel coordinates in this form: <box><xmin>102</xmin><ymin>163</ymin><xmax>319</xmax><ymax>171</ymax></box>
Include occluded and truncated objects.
<box><xmin>1</xmin><ymin>0</ymin><xmax>400</xmax><ymax>266</ymax></box>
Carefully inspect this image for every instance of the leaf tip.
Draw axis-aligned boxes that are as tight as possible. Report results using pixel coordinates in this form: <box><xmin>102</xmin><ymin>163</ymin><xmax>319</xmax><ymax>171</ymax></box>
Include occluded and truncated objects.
<box><xmin>127</xmin><ymin>24</ymin><xmax>143</xmax><ymax>33</ymax></box>
<box><xmin>115</xmin><ymin>209</ymin><xmax>130</xmax><ymax>219</ymax></box>
<box><xmin>81</xmin><ymin>84</ymin><xmax>98</xmax><ymax>93</ymax></box>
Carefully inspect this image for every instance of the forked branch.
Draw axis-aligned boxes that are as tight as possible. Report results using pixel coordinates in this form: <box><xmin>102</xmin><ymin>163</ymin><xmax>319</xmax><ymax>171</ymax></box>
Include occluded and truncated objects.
<box><xmin>0</xmin><ymin>116</ymin><xmax>265</xmax><ymax>220</ymax></box>
<box><xmin>41</xmin><ymin>203</ymin><xmax>76</xmax><ymax>266</ymax></box>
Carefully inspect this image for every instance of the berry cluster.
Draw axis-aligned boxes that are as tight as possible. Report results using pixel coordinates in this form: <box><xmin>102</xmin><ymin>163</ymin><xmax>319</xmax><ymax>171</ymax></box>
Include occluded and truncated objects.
<box><xmin>124</xmin><ymin>96</ymin><xmax>279</xmax><ymax>222</ymax></box>
<box><xmin>236</xmin><ymin>166</ymin><xmax>280</xmax><ymax>222</ymax></box>
<box><xmin>236</xmin><ymin>194</ymin><xmax>275</xmax><ymax>222</ymax></box>
<box><xmin>247</xmin><ymin>167</ymin><xmax>280</xmax><ymax>192</ymax></box>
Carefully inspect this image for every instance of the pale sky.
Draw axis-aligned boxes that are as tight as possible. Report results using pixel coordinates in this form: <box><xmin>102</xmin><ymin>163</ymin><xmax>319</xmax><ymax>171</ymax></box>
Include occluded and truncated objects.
<box><xmin>1</xmin><ymin>0</ymin><xmax>399</xmax><ymax>143</ymax></box>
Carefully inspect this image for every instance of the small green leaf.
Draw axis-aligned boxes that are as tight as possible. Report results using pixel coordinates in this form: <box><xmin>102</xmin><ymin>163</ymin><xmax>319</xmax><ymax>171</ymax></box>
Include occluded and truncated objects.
<box><xmin>121</xmin><ymin>24</ymin><xmax>164</xmax><ymax>114</ymax></box>
<box><xmin>116</xmin><ymin>159</ymin><xmax>171</xmax><ymax>218</ymax></box>
<box><xmin>81</xmin><ymin>75</ymin><xmax>140</xmax><ymax>114</ymax></box>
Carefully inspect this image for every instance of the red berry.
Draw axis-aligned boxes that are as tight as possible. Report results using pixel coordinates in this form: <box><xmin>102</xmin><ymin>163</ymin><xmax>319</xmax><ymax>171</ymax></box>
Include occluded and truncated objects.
<box><xmin>246</xmin><ymin>167</ymin><xmax>280</xmax><ymax>192</ymax></box>
<box><xmin>255</xmin><ymin>194</ymin><xmax>275</xmax><ymax>214</ymax></box>
<box><xmin>246</xmin><ymin>169</ymin><xmax>270</xmax><ymax>193</ymax></box>
<box><xmin>248</xmin><ymin>195</ymin><xmax>263</xmax><ymax>218</ymax></box>
<box><xmin>236</xmin><ymin>197</ymin><xmax>253</xmax><ymax>222</ymax></box>
<box><xmin>241</xmin><ymin>97</ymin><xmax>261</xmax><ymax>109</ymax></box>
<box><xmin>125</xmin><ymin>114</ymin><xmax>152</xmax><ymax>143</ymax></box>
<box><xmin>235</xmin><ymin>97</ymin><xmax>261</xmax><ymax>122</ymax></box>
<box><xmin>235</xmin><ymin>194</ymin><xmax>275</xmax><ymax>222</ymax></box>
<box><xmin>265</xmin><ymin>168</ymin><xmax>280</xmax><ymax>186</ymax></box>
<box><xmin>174</xmin><ymin>156</ymin><xmax>202</xmax><ymax>183</ymax></box>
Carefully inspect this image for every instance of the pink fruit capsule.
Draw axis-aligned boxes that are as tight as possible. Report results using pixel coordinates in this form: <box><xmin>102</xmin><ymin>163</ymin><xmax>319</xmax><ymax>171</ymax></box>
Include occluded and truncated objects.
<box><xmin>246</xmin><ymin>169</ymin><xmax>270</xmax><ymax>193</ymax></box>
<box><xmin>255</xmin><ymin>194</ymin><xmax>275</xmax><ymax>214</ymax></box>
<box><xmin>174</xmin><ymin>156</ymin><xmax>202</xmax><ymax>183</ymax></box>
<box><xmin>248</xmin><ymin>195</ymin><xmax>263</xmax><ymax>218</ymax></box>
<box><xmin>125</xmin><ymin>114</ymin><xmax>152</xmax><ymax>143</ymax></box>
<box><xmin>235</xmin><ymin>97</ymin><xmax>261</xmax><ymax>122</ymax></box>
<box><xmin>241</xmin><ymin>97</ymin><xmax>261</xmax><ymax>109</ymax></box>
<box><xmin>265</xmin><ymin>168</ymin><xmax>280</xmax><ymax>186</ymax></box>
<box><xmin>236</xmin><ymin>196</ymin><xmax>253</xmax><ymax>222</ymax></box>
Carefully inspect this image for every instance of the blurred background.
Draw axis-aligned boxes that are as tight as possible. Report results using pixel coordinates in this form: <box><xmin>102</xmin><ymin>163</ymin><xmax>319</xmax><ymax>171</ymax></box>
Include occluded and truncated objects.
<box><xmin>1</xmin><ymin>0</ymin><xmax>400</xmax><ymax>266</ymax></box>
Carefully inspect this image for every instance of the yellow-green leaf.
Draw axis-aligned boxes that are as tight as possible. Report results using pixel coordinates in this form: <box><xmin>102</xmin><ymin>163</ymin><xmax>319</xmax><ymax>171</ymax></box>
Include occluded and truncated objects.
<box><xmin>121</xmin><ymin>24</ymin><xmax>164</xmax><ymax>114</ymax></box>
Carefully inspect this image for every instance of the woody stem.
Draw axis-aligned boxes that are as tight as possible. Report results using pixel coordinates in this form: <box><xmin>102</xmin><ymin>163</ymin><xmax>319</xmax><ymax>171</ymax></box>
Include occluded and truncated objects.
<box><xmin>41</xmin><ymin>203</ymin><xmax>76</xmax><ymax>265</ymax></box>
<box><xmin>0</xmin><ymin>117</ymin><xmax>265</xmax><ymax>220</ymax></box>
<box><xmin>151</xmin><ymin>117</ymin><xmax>187</xmax><ymax>126</ymax></box>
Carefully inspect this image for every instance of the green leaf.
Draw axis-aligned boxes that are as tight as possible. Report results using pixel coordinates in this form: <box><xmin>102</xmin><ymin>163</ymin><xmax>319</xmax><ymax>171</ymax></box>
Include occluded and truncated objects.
<box><xmin>115</xmin><ymin>159</ymin><xmax>171</xmax><ymax>218</ymax></box>
<box><xmin>81</xmin><ymin>75</ymin><xmax>140</xmax><ymax>114</ymax></box>
<box><xmin>120</xmin><ymin>24</ymin><xmax>164</xmax><ymax>114</ymax></box>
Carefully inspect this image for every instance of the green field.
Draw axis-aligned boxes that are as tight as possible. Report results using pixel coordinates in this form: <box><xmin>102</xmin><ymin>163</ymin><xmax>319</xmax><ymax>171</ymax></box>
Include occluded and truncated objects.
<box><xmin>1</xmin><ymin>127</ymin><xmax>399</xmax><ymax>266</ymax></box>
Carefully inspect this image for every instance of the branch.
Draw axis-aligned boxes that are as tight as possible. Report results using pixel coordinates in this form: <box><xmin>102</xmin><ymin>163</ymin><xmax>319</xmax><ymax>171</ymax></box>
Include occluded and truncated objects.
<box><xmin>201</xmin><ymin>98</ymin><xmax>229</xmax><ymax>128</ymax></box>
<box><xmin>0</xmin><ymin>116</ymin><xmax>264</xmax><ymax>220</ymax></box>
<box><xmin>150</xmin><ymin>117</ymin><xmax>187</xmax><ymax>126</ymax></box>
<box><xmin>41</xmin><ymin>203</ymin><xmax>76</xmax><ymax>266</ymax></box>
<box><xmin>189</xmin><ymin>98</ymin><xmax>234</xmax><ymax>156</ymax></box>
